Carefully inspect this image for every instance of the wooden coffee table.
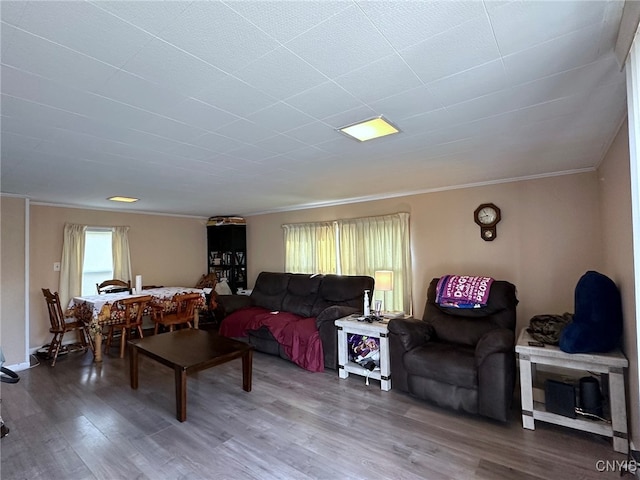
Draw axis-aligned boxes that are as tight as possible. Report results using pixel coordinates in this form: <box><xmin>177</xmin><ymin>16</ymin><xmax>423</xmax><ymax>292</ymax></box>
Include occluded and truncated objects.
<box><xmin>129</xmin><ymin>329</ymin><xmax>253</xmax><ymax>422</ymax></box>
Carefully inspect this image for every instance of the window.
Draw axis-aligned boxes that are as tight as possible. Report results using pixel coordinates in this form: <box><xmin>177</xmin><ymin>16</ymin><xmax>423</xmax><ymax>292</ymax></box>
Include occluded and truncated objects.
<box><xmin>81</xmin><ymin>229</ymin><xmax>113</xmax><ymax>295</ymax></box>
<box><xmin>283</xmin><ymin>213</ymin><xmax>412</xmax><ymax>314</ymax></box>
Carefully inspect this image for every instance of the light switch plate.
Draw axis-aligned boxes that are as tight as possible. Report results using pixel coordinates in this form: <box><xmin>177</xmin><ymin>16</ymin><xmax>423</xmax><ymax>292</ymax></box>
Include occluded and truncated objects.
<box><xmin>53</xmin><ymin>262</ymin><xmax>61</xmax><ymax>271</ymax></box>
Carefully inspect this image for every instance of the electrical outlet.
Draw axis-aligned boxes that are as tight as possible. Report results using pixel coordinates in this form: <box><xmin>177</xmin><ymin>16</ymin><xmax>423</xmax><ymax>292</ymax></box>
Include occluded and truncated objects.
<box><xmin>53</xmin><ymin>262</ymin><xmax>61</xmax><ymax>272</ymax></box>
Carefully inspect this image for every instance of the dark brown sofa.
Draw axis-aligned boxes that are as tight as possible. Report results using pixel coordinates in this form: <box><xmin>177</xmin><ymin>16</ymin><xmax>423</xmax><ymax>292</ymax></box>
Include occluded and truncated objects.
<box><xmin>388</xmin><ymin>278</ymin><xmax>518</xmax><ymax>422</ymax></box>
<box><xmin>218</xmin><ymin>272</ymin><xmax>374</xmax><ymax>370</ymax></box>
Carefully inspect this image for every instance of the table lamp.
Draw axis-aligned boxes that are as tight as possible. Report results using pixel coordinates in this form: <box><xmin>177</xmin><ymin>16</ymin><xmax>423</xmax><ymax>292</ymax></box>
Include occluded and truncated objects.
<box><xmin>374</xmin><ymin>270</ymin><xmax>393</xmax><ymax>314</ymax></box>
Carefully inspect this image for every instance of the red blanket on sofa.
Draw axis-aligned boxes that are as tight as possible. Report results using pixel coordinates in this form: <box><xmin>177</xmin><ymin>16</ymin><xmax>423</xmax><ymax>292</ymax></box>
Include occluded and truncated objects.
<box><xmin>219</xmin><ymin>307</ymin><xmax>324</xmax><ymax>372</ymax></box>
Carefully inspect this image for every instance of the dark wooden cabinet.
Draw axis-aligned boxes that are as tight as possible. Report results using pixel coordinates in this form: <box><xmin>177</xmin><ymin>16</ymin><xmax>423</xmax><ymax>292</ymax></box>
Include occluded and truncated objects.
<box><xmin>207</xmin><ymin>224</ymin><xmax>246</xmax><ymax>294</ymax></box>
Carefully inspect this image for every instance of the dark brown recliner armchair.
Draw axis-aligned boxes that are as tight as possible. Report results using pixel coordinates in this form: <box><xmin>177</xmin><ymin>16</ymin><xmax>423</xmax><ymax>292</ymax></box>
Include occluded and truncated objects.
<box><xmin>388</xmin><ymin>278</ymin><xmax>518</xmax><ymax>422</ymax></box>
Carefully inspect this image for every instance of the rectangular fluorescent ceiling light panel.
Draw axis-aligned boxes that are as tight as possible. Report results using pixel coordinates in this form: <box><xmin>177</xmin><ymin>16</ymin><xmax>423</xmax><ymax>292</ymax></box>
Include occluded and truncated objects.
<box><xmin>108</xmin><ymin>196</ymin><xmax>139</xmax><ymax>203</ymax></box>
<box><xmin>338</xmin><ymin>116</ymin><xmax>400</xmax><ymax>142</ymax></box>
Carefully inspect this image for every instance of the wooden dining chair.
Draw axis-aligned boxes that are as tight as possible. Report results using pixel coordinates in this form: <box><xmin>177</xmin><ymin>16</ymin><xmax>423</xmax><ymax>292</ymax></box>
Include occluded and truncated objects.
<box><xmin>96</xmin><ymin>279</ymin><xmax>131</xmax><ymax>295</ymax></box>
<box><xmin>41</xmin><ymin>288</ymin><xmax>93</xmax><ymax>366</ymax></box>
<box><xmin>152</xmin><ymin>293</ymin><xmax>201</xmax><ymax>334</ymax></box>
<box><xmin>105</xmin><ymin>295</ymin><xmax>152</xmax><ymax>358</ymax></box>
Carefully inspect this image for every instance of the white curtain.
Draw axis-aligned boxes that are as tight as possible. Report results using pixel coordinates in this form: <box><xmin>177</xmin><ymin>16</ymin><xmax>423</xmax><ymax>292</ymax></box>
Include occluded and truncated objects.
<box><xmin>283</xmin><ymin>213</ymin><xmax>412</xmax><ymax>314</ymax></box>
<box><xmin>283</xmin><ymin>222</ymin><xmax>337</xmax><ymax>274</ymax></box>
<box><xmin>59</xmin><ymin>224</ymin><xmax>86</xmax><ymax>308</ymax></box>
<box><xmin>339</xmin><ymin>213</ymin><xmax>412</xmax><ymax>314</ymax></box>
<box><xmin>112</xmin><ymin>226</ymin><xmax>132</xmax><ymax>282</ymax></box>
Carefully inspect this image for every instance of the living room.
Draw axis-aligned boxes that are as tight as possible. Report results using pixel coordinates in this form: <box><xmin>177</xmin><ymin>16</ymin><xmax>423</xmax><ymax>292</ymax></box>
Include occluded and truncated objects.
<box><xmin>1</xmin><ymin>1</ymin><xmax>640</xmax><ymax>478</ymax></box>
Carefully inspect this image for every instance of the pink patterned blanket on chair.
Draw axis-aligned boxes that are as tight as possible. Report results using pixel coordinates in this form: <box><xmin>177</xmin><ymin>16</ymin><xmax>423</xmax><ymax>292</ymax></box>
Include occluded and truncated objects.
<box><xmin>436</xmin><ymin>275</ymin><xmax>494</xmax><ymax>308</ymax></box>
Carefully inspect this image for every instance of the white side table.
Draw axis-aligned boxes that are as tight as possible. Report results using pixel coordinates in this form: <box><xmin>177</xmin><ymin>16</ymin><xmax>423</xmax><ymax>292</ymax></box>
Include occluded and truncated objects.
<box><xmin>335</xmin><ymin>314</ymin><xmax>391</xmax><ymax>391</ymax></box>
<box><xmin>515</xmin><ymin>329</ymin><xmax>629</xmax><ymax>453</ymax></box>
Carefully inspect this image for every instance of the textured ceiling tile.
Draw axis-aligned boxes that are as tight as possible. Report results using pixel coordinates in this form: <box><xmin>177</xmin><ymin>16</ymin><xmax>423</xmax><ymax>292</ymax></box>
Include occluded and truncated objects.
<box><xmin>234</xmin><ymin>46</ymin><xmax>327</xmax><ymax>98</ymax></box>
<box><xmin>502</xmin><ymin>24</ymin><xmax>603</xmax><ymax>86</ymax></box>
<box><xmin>322</xmin><ymin>105</ymin><xmax>378</xmax><ymax>129</ymax></box>
<box><xmin>254</xmin><ymin>134</ymin><xmax>308</xmax><ymax>155</ymax></box>
<box><xmin>498</xmin><ymin>95</ymin><xmax>585</xmax><ymax>129</ymax></box>
<box><xmin>193</xmin><ymin>76</ymin><xmax>278</xmax><ymax>117</ymax></box>
<box><xmin>284</xmin><ymin>81</ymin><xmax>364</xmax><ymax>119</ymax></box>
<box><xmin>215</xmin><ymin>118</ymin><xmax>278</xmax><ymax>143</ymax></box>
<box><xmin>0</xmin><ymin>0</ymin><xmax>27</xmax><ymax>25</ymax></box>
<box><xmin>13</xmin><ymin>1</ymin><xmax>153</xmax><ymax>67</ymax></box>
<box><xmin>285</xmin><ymin>4</ymin><xmax>395</xmax><ymax>78</ymax></box>
<box><xmin>1</xmin><ymin>130</ymin><xmax>45</xmax><ymax>151</ymax></box>
<box><xmin>119</xmin><ymin>38</ymin><xmax>230</xmax><ymax>98</ymax></box>
<box><xmin>519</xmin><ymin>54</ymin><xmax>624</xmax><ymax>105</ymax></box>
<box><xmin>334</xmin><ymin>53</ymin><xmax>423</xmax><ymax>104</ymax></box>
<box><xmin>400</xmin><ymin>15</ymin><xmax>501</xmax><ymax>84</ymax></box>
<box><xmin>247</xmin><ymin>102</ymin><xmax>315</xmax><ymax>133</ymax></box>
<box><xmin>163</xmin><ymin>98</ymin><xmax>238</xmax><ymax>133</ymax></box>
<box><xmin>395</xmin><ymin>108</ymin><xmax>456</xmax><ymax>137</ymax></box>
<box><xmin>189</xmin><ymin>132</ymin><xmax>245</xmax><ymax>154</ymax></box>
<box><xmin>281</xmin><ymin>145</ymin><xmax>327</xmax><ymax>163</ymax></box>
<box><xmin>224</xmin><ymin>144</ymin><xmax>275</xmax><ymax>162</ymax></box>
<box><xmin>1</xmin><ymin>65</ymin><xmax>123</xmax><ymax>123</ymax></box>
<box><xmin>42</xmin><ymin>129</ymin><xmax>147</xmax><ymax>162</ymax></box>
<box><xmin>205</xmin><ymin>153</ymin><xmax>263</xmax><ymax>171</ymax></box>
<box><xmin>2</xmin><ymin>25</ymin><xmax>120</xmax><ymax>91</ymax></box>
<box><xmin>227</xmin><ymin>0</ymin><xmax>350</xmax><ymax>44</ymax></box>
<box><xmin>164</xmin><ymin>142</ymin><xmax>218</xmax><ymax>161</ymax></box>
<box><xmin>283</xmin><ymin>121</ymin><xmax>339</xmax><ymax>145</ymax></box>
<box><xmin>141</xmin><ymin>117</ymin><xmax>209</xmax><ymax>143</ymax></box>
<box><xmin>427</xmin><ymin>59</ymin><xmax>508</xmax><ymax>107</ymax></box>
<box><xmin>155</xmin><ymin>1</ymin><xmax>280</xmax><ymax>74</ymax></box>
<box><xmin>1</xmin><ymin>114</ymin><xmax>60</xmax><ymax>142</ymax></box>
<box><xmin>90</xmin><ymin>1</ymin><xmax>191</xmax><ymax>36</ymax></box>
<box><xmin>93</xmin><ymin>70</ymin><xmax>187</xmax><ymax>118</ymax></box>
<box><xmin>368</xmin><ymin>85</ymin><xmax>443</xmax><ymax>122</ymax></box>
<box><xmin>488</xmin><ymin>0</ymin><xmax>609</xmax><ymax>56</ymax></box>
<box><xmin>1</xmin><ymin>94</ymin><xmax>135</xmax><ymax>143</ymax></box>
<box><xmin>444</xmin><ymin>87</ymin><xmax>525</xmax><ymax>124</ymax></box>
<box><xmin>357</xmin><ymin>0</ymin><xmax>485</xmax><ymax>50</ymax></box>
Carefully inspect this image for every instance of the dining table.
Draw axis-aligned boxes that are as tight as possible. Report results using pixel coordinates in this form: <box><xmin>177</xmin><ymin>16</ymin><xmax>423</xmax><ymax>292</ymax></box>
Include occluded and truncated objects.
<box><xmin>67</xmin><ymin>287</ymin><xmax>208</xmax><ymax>362</ymax></box>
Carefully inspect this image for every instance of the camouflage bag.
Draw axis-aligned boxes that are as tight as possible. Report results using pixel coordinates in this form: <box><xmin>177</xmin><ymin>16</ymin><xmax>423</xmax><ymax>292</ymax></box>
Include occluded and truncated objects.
<box><xmin>527</xmin><ymin>313</ymin><xmax>572</xmax><ymax>345</ymax></box>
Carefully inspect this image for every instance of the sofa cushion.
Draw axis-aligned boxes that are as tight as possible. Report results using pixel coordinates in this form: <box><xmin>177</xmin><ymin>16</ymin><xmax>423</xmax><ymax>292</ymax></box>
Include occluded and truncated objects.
<box><xmin>403</xmin><ymin>343</ymin><xmax>477</xmax><ymax>389</ymax></box>
<box><xmin>281</xmin><ymin>274</ymin><xmax>323</xmax><ymax>318</ymax></box>
<box><xmin>311</xmin><ymin>274</ymin><xmax>373</xmax><ymax>316</ymax></box>
<box><xmin>250</xmin><ymin>272</ymin><xmax>290</xmax><ymax>311</ymax></box>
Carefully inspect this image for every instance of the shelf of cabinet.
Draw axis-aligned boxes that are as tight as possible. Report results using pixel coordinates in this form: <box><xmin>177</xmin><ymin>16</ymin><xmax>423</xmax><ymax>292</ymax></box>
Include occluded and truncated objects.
<box><xmin>207</xmin><ymin>223</ymin><xmax>246</xmax><ymax>294</ymax></box>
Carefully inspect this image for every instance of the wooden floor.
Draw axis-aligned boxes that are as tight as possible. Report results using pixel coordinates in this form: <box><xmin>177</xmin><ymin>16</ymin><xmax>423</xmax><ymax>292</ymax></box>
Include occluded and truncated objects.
<box><xmin>0</xmin><ymin>343</ymin><xmax>629</xmax><ymax>480</ymax></box>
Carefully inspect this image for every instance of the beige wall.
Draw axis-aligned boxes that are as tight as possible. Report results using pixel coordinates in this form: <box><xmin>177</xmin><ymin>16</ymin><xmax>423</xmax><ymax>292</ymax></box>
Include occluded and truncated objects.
<box><xmin>247</xmin><ymin>172</ymin><xmax>603</xmax><ymax>333</ymax></box>
<box><xmin>29</xmin><ymin>205</ymin><xmax>208</xmax><ymax>350</ymax></box>
<box><xmin>1</xmin><ymin>196</ymin><xmax>27</xmax><ymax>366</ymax></box>
<box><xmin>598</xmin><ymin>120</ymin><xmax>639</xmax><ymax>447</ymax></box>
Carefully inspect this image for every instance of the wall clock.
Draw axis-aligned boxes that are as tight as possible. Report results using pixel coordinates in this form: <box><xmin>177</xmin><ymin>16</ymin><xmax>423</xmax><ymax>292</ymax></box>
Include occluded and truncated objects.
<box><xmin>474</xmin><ymin>203</ymin><xmax>501</xmax><ymax>241</ymax></box>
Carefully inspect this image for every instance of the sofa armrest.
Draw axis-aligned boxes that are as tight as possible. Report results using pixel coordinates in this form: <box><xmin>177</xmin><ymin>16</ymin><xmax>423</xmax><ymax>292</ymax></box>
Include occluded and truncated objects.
<box><xmin>315</xmin><ymin>305</ymin><xmax>359</xmax><ymax>371</ymax></box>
<box><xmin>475</xmin><ymin>328</ymin><xmax>516</xmax><ymax>422</ymax></box>
<box><xmin>316</xmin><ymin>305</ymin><xmax>359</xmax><ymax>328</ymax></box>
<box><xmin>388</xmin><ymin>317</ymin><xmax>435</xmax><ymax>352</ymax></box>
<box><xmin>216</xmin><ymin>294</ymin><xmax>254</xmax><ymax>317</ymax></box>
<box><xmin>475</xmin><ymin>328</ymin><xmax>514</xmax><ymax>367</ymax></box>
